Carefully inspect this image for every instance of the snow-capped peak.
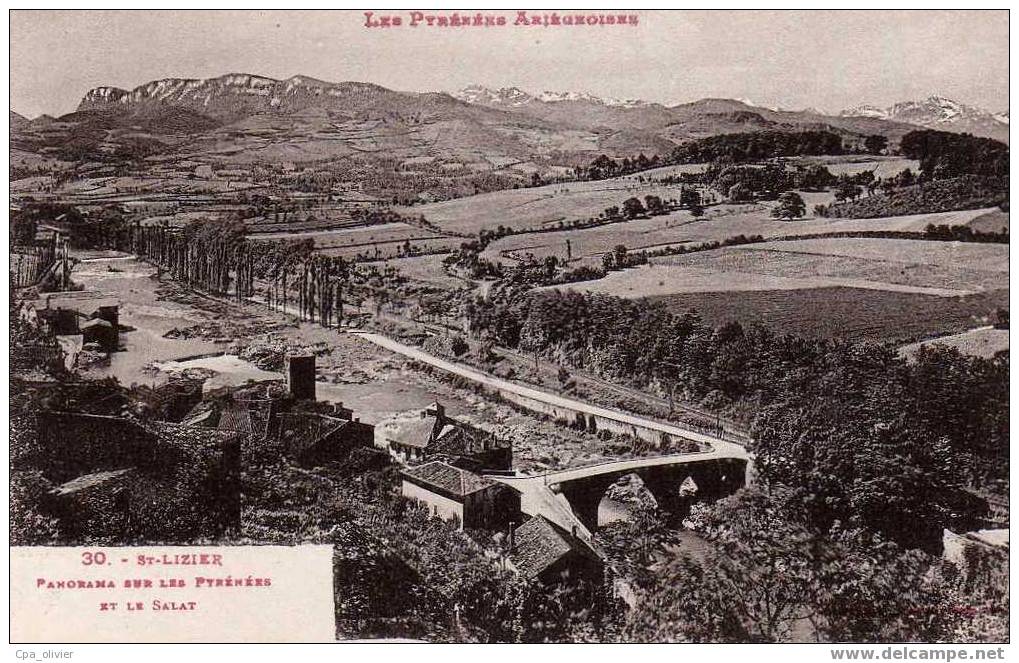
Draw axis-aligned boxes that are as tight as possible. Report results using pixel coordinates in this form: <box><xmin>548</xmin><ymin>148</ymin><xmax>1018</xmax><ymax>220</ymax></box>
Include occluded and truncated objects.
<box><xmin>455</xmin><ymin>85</ymin><xmax>649</xmax><ymax>109</ymax></box>
<box><xmin>840</xmin><ymin>104</ymin><xmax>888</xmax><ymax>119</ymax></box>
<box><xmin>453</xmin><ymin>85</ymin><xmax>535</xmax><ymax>107</ymax></box>
<box><xmin>842</xmin><ymin>95</ymin><xmax>1003</xmax><ymax>125</ymax></box>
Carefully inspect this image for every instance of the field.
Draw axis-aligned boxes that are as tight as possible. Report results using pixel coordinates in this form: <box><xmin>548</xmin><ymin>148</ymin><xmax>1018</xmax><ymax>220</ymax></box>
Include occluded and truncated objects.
<box><xmin>395</xmin><ymin>175</ymin><xmax>696</xmax><ymax>235</ymax></box>
<box><xmin>558</xmin><ymin>238</ymin><xmax>1007</xmax><ymax>298</ymax></box>
<box><xmin>363</xmin><ymin>253</ymin><xmax>469</xmax><ymax>290</ymax></box>
<box><xmin>485</xmin><ymin>203</ymin><xmax>1000</xmax><ymax>266</ymax></box>
<box><xmin>317</xmin><ymin>237</ymin><xmax>458</xmax><ymax>261</ymax></box>
<box><xmin>966</xmin><ymin>210</ymin><xmax>1010</xmax><ymax>234</ymax></box>
<box><xmin>782</xmin><ymin>155</ymin><xmax>919</xmax><ymax>179</ymax></box>
<box><xmin>647</xmin><ymin>287</ymin><xmax>1008</xmax><ymax>344</ymax></box>
<box><xmin>247</xmin><ymin>221</ymin><xmax>463</xmax><ymax>261</ymax></box>
<box><xmin>899</xmin><ymin>326</ymin><xmax>1010</xmax><ymax>360</ymax></box>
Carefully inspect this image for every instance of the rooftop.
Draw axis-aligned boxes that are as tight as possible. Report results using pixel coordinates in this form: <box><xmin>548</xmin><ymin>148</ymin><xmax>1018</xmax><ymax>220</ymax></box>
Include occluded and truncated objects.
<box><xmin>382</xmin><ymin>416</ymin><xmax>440</xmax><ymax>449</ymax></box>
<box><xmin>968</xmin><ymin>529</ymin><xmax>1009</xmax><ymax>548</ymax></box>
<box><xmin>278</xmin><ymin>412</ymin><xmax>349</xmax><ymax>450</ymax></box>
<box><xmin>509</xmin><ymin>516</ymin><xmax>577</xmax><ymax>580</ymax></box>
<box><xmin>145</xmin><ymin>420</ymin><xmax>243</xmax><ymax>449</ymax></box>
<box><xmin>401</xmin><ymin>461</ymin><xmax>494</xmax><ymax>499</ymax></box>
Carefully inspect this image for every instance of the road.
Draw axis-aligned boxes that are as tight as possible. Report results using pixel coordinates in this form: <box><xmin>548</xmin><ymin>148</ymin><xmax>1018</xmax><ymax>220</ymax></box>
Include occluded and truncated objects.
<box><xmin>350</xmin><ymin>330</ymin><xmax>747</xmax><ymax>454</ymax></box>
<box><xmin>346</xmin><ymin>331</ymin><xmax>754</xmax><ymax>544</ymax></box>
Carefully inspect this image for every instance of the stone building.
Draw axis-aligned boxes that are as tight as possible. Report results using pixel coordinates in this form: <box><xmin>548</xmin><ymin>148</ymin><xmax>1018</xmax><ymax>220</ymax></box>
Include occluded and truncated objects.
<box><xmin>400</xmin><ymin>460</ymin><xmax>519</xmax><ymax>531</ymax></box>
<box><xmin>277</xmin><ymin>412</ymin><xmax>374</xmax><ymax>465</ymax></box>
<box><xmin>377</xmin><ymin>402</ymin><xmax>512</xmax><ymax>470</ymax></box>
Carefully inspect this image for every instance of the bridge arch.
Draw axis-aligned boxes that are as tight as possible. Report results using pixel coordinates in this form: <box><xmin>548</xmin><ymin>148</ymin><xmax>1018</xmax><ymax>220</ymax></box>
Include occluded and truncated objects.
<box><xmin>553</xmin><ymin>457</ymin><xmax>748</xmax><ymax>533</ymax></box>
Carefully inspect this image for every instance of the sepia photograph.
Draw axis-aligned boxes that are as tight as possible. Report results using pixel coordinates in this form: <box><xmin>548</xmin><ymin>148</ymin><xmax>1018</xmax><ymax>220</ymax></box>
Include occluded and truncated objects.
<box><xmin>7</xmin><ymin>7</ymin><xmax>1010</xmax><ymax>648</ymax></box>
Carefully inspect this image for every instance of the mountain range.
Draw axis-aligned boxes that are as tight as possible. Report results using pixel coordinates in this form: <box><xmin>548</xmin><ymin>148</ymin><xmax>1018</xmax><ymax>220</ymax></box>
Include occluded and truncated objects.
<box><xmin>10</xmin><ymin>74</ymin><xmax>1008</xmax><ymax>183</ymax></box>
<box><xmin>840</xmin><ymin>95</ymin><xmax>1008</xmax><ymax>143</ymax></box>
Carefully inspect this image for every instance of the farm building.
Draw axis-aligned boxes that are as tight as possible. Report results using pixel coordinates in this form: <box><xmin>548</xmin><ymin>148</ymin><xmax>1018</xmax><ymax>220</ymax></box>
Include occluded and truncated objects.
<box><xmin>400</xmin><ymin>461</ymin><xmax>519</xmax><ymax>531</ymax></box>
<box><xmin>43</xmin><ymin>468</ymin><xmax>136</xmax><ymax>539</ymax></box>
<box><xmin>277</xmin><ymin>412</ymin><xmax>374</xmax><ymax>465</ymax></box>
<box><xmin>376</xmin><ymin>401</ymin><xmax>511</xmax><ymax>470</ymax></box>
<box><xmin>181</xmin><ymin>381</ymin><xmax>375</xmax><ymax>466</ymax></box>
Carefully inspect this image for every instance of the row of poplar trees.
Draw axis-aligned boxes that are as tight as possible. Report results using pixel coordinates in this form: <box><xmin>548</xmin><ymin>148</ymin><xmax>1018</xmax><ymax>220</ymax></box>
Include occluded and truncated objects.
<box><xmin>131</xmin><ymin>220</ymin><xmax>350</xmax><ymax>328</ymax></box>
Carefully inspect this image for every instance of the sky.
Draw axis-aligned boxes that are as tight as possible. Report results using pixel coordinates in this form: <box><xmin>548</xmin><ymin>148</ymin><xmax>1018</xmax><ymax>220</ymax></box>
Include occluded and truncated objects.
<box><xmin>9</xmin><ymin>9</ymin><xmax>1010</xmax><ymax>118</ymax></box>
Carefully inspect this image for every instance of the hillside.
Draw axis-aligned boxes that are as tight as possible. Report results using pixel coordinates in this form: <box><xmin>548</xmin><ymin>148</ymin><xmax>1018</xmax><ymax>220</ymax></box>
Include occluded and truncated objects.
<box><xmin>9</xmin><ymin>73</ymin><xmax>998</xmax><ymax>204</ymax></box>
<box><xmin>452</xmin><ymin>86</ymin><xmax>924</xmax><ymax>145</ymax></box>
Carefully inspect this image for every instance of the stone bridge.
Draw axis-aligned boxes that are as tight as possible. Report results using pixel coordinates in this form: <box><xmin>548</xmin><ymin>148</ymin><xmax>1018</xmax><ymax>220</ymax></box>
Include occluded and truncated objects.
<box><xmin>489</xmin><ymin>447</ymin><xmax>752</xmax><ymax>542</ymax></box>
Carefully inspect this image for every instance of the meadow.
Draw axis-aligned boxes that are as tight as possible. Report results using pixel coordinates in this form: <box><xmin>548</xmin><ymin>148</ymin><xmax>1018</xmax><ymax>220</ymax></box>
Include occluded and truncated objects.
<box><xmin>647</xmin><ymin>287</ymin><xmax>1008</xmax><ymax>344</ymax></box>
<box><xmin>899</xmin><ymin>326</ymin><xmax>1010</xmax><ymax>359</ymax></box>
<box><xmin>480</xmin><ymin>199</ymin><xmax>1000</xmax><ymax>265</ymax></box>
<box><xmin>557</xmin><ymin>237</ymin><xmax>1007</xmax><ymax>298</ymax></box>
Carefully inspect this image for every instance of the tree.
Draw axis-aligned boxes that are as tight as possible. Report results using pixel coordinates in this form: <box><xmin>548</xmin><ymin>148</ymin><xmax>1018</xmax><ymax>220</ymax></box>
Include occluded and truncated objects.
<box><xmin>644</xmin><ymin>195</ymin><xmax>665</xmax><ymax>215</ymax></box>
<box><xmin>727</xmin><ymin>182</ymin><xmax>753</xmax><ymax>203</ymax></box>
<box><xmin>625</xmin><ymin>486</ymin><xmax>959</xmax><ymax>643</ymax></box>
<box><xmin>613</xmin><ymin>245</ymin><xmax>629</xmax><ymax>268</ymax></box>
<box><xmin>622</xmin><ymin>197</ymin><xmax>646</xmax><ymax>219</ymax></box>
<box><xmin>771</xmin><ymin>192</ymin><xmax>806</xmax><ymax>220</ymax></box>
<box><xmin>834</xmin><ymin>180</ymin><xmax>862</xmax><ymax>202</ymax></box>
<box><xmin>864</xmin><ymin>134</ymin><xmax>888</xmax><ymax>155</ymax></box>
<box><xmin>679</xmin><ymin>187</ymin><xmax>701</xmax><ymax>209</ymax></box>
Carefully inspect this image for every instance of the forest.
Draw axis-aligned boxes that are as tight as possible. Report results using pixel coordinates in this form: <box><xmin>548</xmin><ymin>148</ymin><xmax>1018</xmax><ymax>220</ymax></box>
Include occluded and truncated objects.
<box><xmin>465</xmin><ymin>289</ymin><xmax>1008</xmax><ymax>549</ymax></box>
<box><xmin>668</xmin><ymin>130</ymin><xmax>852</xmax><ymax>163</ymax></box>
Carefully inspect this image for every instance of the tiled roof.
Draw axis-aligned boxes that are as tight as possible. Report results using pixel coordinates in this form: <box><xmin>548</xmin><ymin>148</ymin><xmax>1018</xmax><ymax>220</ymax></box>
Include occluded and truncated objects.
<box><xmin>181</xmin><ymin>402</ymin><xmax>217</xmax><ymax>427</ymax></box>
<box><xmin>401</xmin><ymin>461</ymin><xmax>494</xmax><ymax>498</ymax></box>
<box><xmin>382</xmin><ymin>416</ymin><xmax>439</xmax><ymax>449</ymax></box>
<box><xmin>509</xmin><ymin>516</ymin><xmax>576</xmax><ymax>579</ymax></box>
<box><xmin>278</xmin><ymin>413</ymin><xmax>348</xmax><ymax>453</ymax></box>
<box><xmin>216</xmin><ymin>401</ymin><xmax>253</xmax><ymax>434</ymax></box>
<box><xmin>381</xmin><ymin>407</ymin><xmax>501</xmax><ymax>456</ymax></box>
<box><xmin>969</xmin><ymin>529</ymin><xmax>1009</xmax><ymax>548</ymax></box>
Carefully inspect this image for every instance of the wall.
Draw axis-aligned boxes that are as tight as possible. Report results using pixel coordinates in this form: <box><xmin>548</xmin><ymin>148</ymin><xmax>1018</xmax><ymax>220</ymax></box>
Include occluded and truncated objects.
<box><xmin>401</xmin><ymin>480</ymin><xmax>464</xmax><ymax>528</ymax></box>
<box><xmin>463</xmin><ymin>484</ymin><xmax>520</xmax><ymax>530</ymax></box>
<box><xmin>498</xmin><ymin>390</ymin><xmax>677</xmax><ymax>448</ymax></box>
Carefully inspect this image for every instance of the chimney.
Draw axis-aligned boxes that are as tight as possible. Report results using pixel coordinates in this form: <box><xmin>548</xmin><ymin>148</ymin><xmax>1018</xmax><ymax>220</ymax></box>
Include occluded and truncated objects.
<box><xmin>332</xmin><ymin>401</ymin><xmax>354</xmax><ymax>420</ymax></box>
<box><xmin>426</xmin><ymin>401</ymin><xmax>445</xmax><ymax>420</ymax></box>
<box><xmin>286</xmin><ymin>354</ymin><xmax>316</xmax><ymax>401</ymax></box>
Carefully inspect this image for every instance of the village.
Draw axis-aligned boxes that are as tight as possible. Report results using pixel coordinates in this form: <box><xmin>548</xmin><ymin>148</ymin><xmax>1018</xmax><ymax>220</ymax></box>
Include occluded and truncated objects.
<box><xmin>8</xmin><ymin>9</ymin><xmax>1010</xmax><ymax>644</ymax></box>
<box><xmin>12</xmin><ymin>228</ymin><xmax>706</xmax><ymax>594</ymax></box>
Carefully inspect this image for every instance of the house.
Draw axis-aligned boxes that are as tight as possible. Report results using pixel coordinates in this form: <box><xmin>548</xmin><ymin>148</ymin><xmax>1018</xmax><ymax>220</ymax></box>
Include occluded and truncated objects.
<box><xmin>277</xmin><ymin>412</ymin><xmax>374</xmax><ymax>465</ymax></box>
<box><xmin>401</xmin><ymin>461</ymin><xmax>519</xmax><ymax>530</ymax></box>
<box><xmin>507</xmin><ymin>516</ymin><xmax>603</xmax><ymax>585</ymax></box>
<box><xmin>187</xmin><ymin>384</ymin><xmax>375</xmax><ymax>465</ymax></box>
<box><xmin>377</xmin><ymin>402</ymin><xmax>511</xmax><ymax>470</ymax></box>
